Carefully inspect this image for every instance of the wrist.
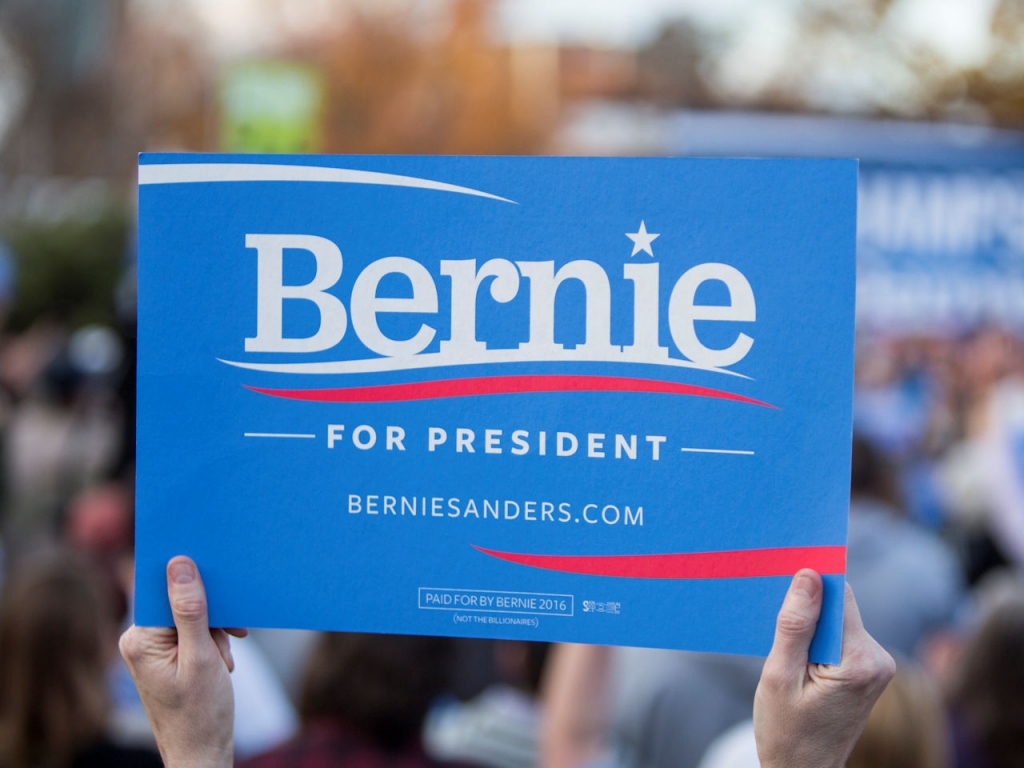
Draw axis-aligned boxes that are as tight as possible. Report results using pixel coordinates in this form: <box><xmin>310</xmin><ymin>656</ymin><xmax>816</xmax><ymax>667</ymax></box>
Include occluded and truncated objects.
<box><xmin>761</xmin><ymin>758</ymin><xmax>845</xmax><ymax>768</ymax></box>
<box><xmin>160</xmin><ymin>744</ymin><xmax>233</xmax><ymax>768</ymax></box>
<box><xmin>759</xmin><ymin>746</ymin><xmax>847</xmax><ymax>768</ymax></box>
<box><xmin>164</xmin><ymin>758</ymin><xmax>232</xmax><ymax>768</ymax></box>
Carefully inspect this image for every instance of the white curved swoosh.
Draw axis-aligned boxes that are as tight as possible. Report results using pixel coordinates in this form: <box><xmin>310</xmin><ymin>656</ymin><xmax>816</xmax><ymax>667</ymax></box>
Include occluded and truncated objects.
<box><xmin>138</xmin><ymin>163</ymin><xmax>517</xmax><ymax>204</ymax></box>
<box><xmin>217</xmin><ymin>349</ymin><xmax>750</xmax><ymax>380</ymax></box>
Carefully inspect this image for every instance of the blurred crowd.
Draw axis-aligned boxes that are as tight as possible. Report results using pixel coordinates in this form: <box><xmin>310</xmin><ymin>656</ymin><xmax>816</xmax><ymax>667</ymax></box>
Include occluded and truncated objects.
<box><xmin>0</xmin><ymin>224</ymin><xmax>1023</xmax><ymax>768</ymax></box>
<box><xmin>854</xmin><ymin>329</ymin><xmax>1024</xmax><ymax>575</ymax></box>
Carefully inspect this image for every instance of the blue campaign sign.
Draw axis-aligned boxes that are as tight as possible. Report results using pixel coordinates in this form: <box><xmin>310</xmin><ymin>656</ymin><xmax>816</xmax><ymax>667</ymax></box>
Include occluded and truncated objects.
<box><xmin>136</xmin><ymin>154</ymin><xmax>856</xmax><ymax>662</ymax></box>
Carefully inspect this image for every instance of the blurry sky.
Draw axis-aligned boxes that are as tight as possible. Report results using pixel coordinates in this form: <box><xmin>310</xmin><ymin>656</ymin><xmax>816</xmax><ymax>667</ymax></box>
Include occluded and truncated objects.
<box><xmin>181</xmin><ymin>0</ymin><xmax>1002</xmax><ymax>106</ymax></box>
<box><xmin>500</xmin><ymin>0</ymin><xmax>997</xmax><ymax>67</ymax></box>
<box><xmin>187</xmin><ymin>0</ymin><xmax>999</xmax><ymax>61</ymax></box>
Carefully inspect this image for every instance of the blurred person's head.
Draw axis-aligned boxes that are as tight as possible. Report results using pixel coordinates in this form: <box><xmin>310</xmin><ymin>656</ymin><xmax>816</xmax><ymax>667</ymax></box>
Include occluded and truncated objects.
<box><xmin>961</xmin><ymin>327</ymin><xmax>1014</xmax><ymax>395</ymax></box>
<box><xmin>494</xmin><ymin>640</ymin><xmax>549</xmax><ymax>695</ymax></box>
<box><xmin>0</xmin><ymin>550</ymin><xmax>118</xmax><ymax>768</ymax></box>
<box><xmin>62</xmin><ymin>481</ymin><xmax>135</xmax><ymax>626</ymax></box>
<box><xmin>299</xmin><ymin>632</ymin><xmax>452</xmax><ymax>751</ymax></box>
<box><xmin>64</xmin><ymin>482</ymin><xmax>133</xmax><ymax>556</ymax></box>
<box><xmin>948</xmin><ymin>596</ymin><xmax>1024</xmax><ymax>768</ymax></box>
<box><xmin>847</xmin><ymin>661</ymin><xmax>950</xmax><ymax>768</ymax></box>
<box><xmin>850</xmin><ymin>433</ymin><xmax>903</xmax><ymax>511</ymax></box>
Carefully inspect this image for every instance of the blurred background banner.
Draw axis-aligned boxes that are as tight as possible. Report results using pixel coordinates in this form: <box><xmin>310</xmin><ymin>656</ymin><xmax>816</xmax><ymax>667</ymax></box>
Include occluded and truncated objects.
<box><xmin>648</xmin><ymin>112</ymin><xmax>1024</xmax><ymax>332</ymax></box>
<box><xmin>857</xmin><ymin>165</ymin><xmax>1024</xmax><ymax>332</ymax></box>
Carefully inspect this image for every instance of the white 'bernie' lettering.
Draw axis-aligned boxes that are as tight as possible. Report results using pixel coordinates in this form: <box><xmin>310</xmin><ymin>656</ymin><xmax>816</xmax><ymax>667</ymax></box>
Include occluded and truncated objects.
<box><xmin>241</xmin><ymin>233</ymin><xmax>756</xmax><ymax>373</ymax></box>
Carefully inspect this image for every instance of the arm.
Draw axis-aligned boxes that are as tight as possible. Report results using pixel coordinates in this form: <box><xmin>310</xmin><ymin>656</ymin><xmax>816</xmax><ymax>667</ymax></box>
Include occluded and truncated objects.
<box><xmin>119</xmin><ymin>557</ymin><xmax>243</xmax><ymax>768</ymax></box>
<box><xmin>539</xmin><ymin>643</ymin><xmax>613</xmax><ymax>768</ymax></box>
<box><xmin>753</xmin><ymin>569</ymin><xmax>896</xmax><ymax>768</ymax></box>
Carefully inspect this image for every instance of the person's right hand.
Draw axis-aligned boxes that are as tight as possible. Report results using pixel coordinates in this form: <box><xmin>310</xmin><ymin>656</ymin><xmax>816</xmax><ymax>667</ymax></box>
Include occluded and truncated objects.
<box><xmin>753</xmin><ymin>569</ymin><xmax>895</xmax><ymax>768</ymax></box>
<box><xmin>119</xmin><ymin>556</ymin><xmax>244</xmax><ymax>768</ymax></box>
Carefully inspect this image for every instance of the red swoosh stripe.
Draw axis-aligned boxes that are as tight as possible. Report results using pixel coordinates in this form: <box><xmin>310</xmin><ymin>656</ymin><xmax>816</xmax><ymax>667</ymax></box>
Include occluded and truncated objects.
<box><xmin>245</xmin><ymin>375</ymin><xmax>777</xmax><ymax>408</ymax></box>
<box><xmin>473</xmin><ymin>545</ymin><xmax>846</xmax><ymax>579</ymax></box>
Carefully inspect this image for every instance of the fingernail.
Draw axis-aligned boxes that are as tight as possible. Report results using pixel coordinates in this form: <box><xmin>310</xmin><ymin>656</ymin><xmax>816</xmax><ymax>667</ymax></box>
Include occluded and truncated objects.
<box><xmin>170</xmin><ymin>561</ymin><xmax>196</xmax><ymax>584</ymax></box>
<box><xmin>793</xmin><ymin>572</ymin><xmax>818</xmax><ymax>600</ymax></box>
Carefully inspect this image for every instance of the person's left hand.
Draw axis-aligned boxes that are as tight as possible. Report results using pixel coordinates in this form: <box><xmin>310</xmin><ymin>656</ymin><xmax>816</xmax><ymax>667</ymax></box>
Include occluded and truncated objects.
<box><xmin>120</xmin><ymin>556</ymin><xmax>245</xmax><ymax>768</ymax></box>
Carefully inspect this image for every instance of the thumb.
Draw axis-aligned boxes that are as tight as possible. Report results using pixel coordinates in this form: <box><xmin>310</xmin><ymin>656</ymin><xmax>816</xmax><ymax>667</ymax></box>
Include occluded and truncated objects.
<box><xmin>166</xmin><ymin>556</ymin><xmax>211</xmax><ymax>659</ymax></box>
<box><xmin>765</xmin><ymin>569</ymin><xmax>823</xmax><ymax>682</ymax></box>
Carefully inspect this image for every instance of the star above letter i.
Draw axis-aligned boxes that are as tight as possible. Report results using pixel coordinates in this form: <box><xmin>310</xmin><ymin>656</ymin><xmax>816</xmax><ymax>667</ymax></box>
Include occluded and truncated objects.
<box><xmin>626</xmin><ymin>221</ymin><xmax>659</xmax><ymax>257</ymax></box>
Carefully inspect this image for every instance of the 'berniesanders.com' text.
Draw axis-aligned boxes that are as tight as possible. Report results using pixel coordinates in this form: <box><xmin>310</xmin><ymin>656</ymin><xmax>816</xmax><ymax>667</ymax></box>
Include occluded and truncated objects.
<box><xmin>347</xmin><ymin>495</ymin><xmax>643</xmax><ymax>526</ymax></box>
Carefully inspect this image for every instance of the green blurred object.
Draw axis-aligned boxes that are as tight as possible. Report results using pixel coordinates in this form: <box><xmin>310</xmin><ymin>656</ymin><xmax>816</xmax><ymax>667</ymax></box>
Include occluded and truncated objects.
<box><xmin>2</xmin><ymin>214</ymin><xmax>127</xmax><ymax>332</ymax></box>
<box><xmin>219</xmin><ymin>61</ymin><xmax>325</xmax><ymax>153</ymax></box>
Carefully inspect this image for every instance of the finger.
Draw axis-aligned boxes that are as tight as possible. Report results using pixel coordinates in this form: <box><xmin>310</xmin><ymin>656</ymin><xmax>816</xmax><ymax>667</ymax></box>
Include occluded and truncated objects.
<box><xmin>765</xmin><ymin>569</ymin><xmax>823</xmax><ymax>683</ymax></box>
<box><xmin>223</xmin><ymin>627</ymin><xmax>249</xmax><ymax>638</ymax></box>
<box><xmin>840</xmin><ymin>582</ymin><xmax>866</xmax><ymax>638</ymax></box>
<box><xmin>119</xmin><ymin>624</ymin><xmax>171</xmax><ymax>675</ymax></box>
<box><xmin>166</xmin><ymin>556</ymin><xmax>211</xmax><ymax>662</ymax></box>
<box><xmin>836</xmin><ymin>583</ymin><xmax>896</xmax><ymax>687</ymax></box>
<box><xmin>118</xmin><ymin>623</ymin><xmax>178</xmax><ymax>666</ymax></box>
<box><xmin>210</xmin><ymin>628</ymin><xmax>235</xmax><ymax>673</ymax></box>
